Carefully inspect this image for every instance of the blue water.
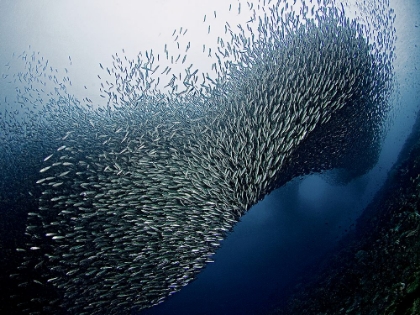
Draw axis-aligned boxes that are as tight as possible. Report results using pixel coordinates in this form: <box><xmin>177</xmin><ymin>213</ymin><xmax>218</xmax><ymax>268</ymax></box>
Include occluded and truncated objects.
<box><xmin>1</xmin><ymin>1</ymin><xmax>419</xmax><ymax>315</ymax></box>
<box><xmin>139</xmin><ymin>172</ymin><xmax>371</xmax><ymax>315</ymax></box>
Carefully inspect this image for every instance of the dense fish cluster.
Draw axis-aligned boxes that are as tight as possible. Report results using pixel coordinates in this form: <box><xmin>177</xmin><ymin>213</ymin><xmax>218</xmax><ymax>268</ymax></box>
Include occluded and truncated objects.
<box><xmin>1</xmin><ymin>0</ymin><xmax>396</xmax><ymax>314</ymax></box>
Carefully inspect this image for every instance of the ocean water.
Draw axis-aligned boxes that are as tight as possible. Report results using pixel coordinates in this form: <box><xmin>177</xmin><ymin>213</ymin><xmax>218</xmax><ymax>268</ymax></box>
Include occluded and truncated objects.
<box><xmin>140</xmin><ymin>174</ymin><xmax>372</xmax><ymax>315</ymax></box>
<box><xmin>0</xmin><ymin>1</ymin><xmax>419</xmax><ymax>315</ymax></box>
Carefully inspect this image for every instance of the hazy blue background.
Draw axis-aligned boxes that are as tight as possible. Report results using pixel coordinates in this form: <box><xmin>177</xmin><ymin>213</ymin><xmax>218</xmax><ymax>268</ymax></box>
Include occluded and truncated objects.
<box><xmin>0</xmin><ymin>1</ymin><xmax>419</xmax><ymax>314</ymax></box>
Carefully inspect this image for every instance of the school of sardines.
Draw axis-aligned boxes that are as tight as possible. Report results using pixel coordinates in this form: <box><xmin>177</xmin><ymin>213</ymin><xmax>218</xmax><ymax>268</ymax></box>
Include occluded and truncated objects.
<box><xmin>1</xmin><ymin>0</ymin><xmax>396</xmax><ymax>314</ymax></box>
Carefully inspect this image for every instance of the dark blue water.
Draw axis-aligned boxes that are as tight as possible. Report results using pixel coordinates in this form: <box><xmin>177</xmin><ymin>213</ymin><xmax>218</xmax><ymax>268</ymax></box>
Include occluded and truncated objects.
<box><xmin>1</xmin><ymin>1</ymin><xmax>419</xmax><ymax>315</ymax></box>
<box><xmin>140</xmin><ymin>173</ymin><xmax>372</xmax><ymax>315</ymax></box>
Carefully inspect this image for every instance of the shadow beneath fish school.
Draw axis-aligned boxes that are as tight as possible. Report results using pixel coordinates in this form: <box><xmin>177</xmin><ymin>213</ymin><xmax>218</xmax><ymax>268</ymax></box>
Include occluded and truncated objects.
<box><xmin>140</xmin><ymin>171</ymin><xmax>370</xmax><ymax>315</ymax></box>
